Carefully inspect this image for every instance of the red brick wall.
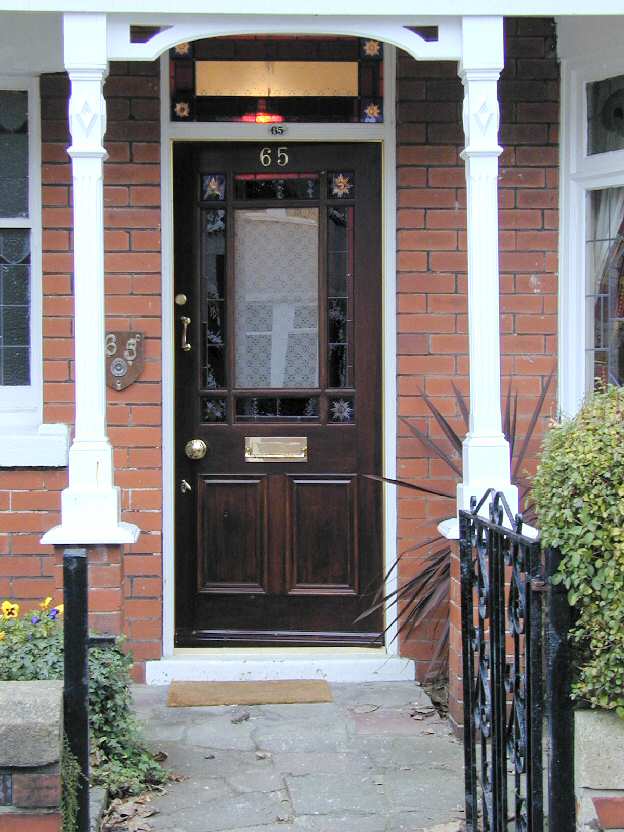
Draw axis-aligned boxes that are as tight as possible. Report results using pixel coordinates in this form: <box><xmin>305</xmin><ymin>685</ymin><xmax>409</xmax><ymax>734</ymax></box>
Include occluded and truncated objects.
<box><xmin>0</xmin><ymin>22</ymin><xmax>558</xmax><ymax>685</ymax></box>
<box><xmin>0</xmin><ymin>61</ymin><xmax>162</xmax><ymax>679</ymax></box>
<box><xmin>395</xmin><ymin>18</ymin><xmax>559</xmax><ymax>709</ymax></box>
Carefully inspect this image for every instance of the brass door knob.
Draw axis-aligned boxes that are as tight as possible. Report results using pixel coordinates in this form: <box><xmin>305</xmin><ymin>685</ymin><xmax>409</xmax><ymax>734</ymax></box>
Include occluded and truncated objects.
<box><xmin>185</xmin><ymin>439</ymin><xmax>207</xmax><ymax>460</ymax></box>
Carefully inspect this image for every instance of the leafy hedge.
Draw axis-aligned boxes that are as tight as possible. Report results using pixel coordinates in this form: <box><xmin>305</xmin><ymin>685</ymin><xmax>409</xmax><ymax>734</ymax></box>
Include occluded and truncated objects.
<box><xmin>0</xmin><ymin>598</ymin><xmax>167</xmax><ymax>797</ymax></box>
<box><xmin>533</xmin><ymin>385</ymin><xmax>624</xmax><ymax>716</ymax></box>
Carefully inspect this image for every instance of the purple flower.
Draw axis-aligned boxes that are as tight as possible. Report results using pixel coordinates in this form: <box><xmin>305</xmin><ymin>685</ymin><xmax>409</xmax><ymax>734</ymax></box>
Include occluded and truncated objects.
<box><xmin>31</xmin><ymin>615</ymin><xmax>40</xmax><ymax>624</ymax></box>
<box><xmin>49</xmin><ymin>608</ymin><xmax>59</xmax><ymax>620</ymax></box>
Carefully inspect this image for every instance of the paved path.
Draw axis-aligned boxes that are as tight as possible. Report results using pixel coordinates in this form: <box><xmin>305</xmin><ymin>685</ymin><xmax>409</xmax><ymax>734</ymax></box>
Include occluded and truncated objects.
<box><xmin>132</xmin><ymin>682</ymin><xmax>465</xmax><ymax>832</ymax></box>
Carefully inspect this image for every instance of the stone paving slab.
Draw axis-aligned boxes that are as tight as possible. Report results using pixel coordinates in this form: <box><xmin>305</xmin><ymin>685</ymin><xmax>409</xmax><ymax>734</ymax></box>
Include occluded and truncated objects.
<box><xmin>132</xmin><ymin>682</ymin><xmax>464</xmax><ymax>832</ymax></box>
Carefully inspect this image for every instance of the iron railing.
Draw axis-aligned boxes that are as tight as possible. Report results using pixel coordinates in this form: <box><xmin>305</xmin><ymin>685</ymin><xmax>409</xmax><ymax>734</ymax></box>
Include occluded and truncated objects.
<box><xmin>459</xmin><ymin>490</ymin><xmax>574</xmax><ymax>832</ymax></box>
<box><xmin>64</xmin><ymin>547</ymin><xmax>116</xmax><ymax>832</ymax></box>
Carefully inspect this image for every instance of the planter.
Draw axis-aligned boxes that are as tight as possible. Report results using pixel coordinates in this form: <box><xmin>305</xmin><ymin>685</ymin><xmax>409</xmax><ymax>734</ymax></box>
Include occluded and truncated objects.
<box><xmin>576</xmin><ymin>709</ymin><xmax>624</xmax><ymax>830</ymax></box>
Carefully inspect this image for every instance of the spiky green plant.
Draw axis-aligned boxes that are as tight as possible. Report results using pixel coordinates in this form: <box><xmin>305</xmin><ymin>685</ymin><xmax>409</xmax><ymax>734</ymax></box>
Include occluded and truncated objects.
<box><xmin>358</xmin><ymin>372</ymin><xmax>554</xmax><ymax>679</ymax></box>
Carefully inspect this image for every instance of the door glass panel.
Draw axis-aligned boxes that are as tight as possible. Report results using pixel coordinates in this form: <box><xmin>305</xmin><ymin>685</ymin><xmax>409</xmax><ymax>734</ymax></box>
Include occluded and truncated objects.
<box><xmin>201</xmin><ymin>396</ymin><xmax>228</xmax><ymax>423</ymax></box>
<box><xmin>201</xmin><ymin>209</ymin><xmax>226</xmax><ymax>389</ymax></box>
<box><xmin>235</xmin><ymin>396</ymin><xmax>319</xmax><ymax>421</ymax></box>
<box><xmin>234</xmin><ymin>173</ymin><xmax>319</xmax><ymax>201</ymax></box>
<box><xmin>234</xmin><ymin>208</ymin><xmax>319</xmax><ymax>388</ymax></box>
<box><xmin>327</xmin><ymin>207</ymin><xmax>354</xmax><ymax>388</ymax></box>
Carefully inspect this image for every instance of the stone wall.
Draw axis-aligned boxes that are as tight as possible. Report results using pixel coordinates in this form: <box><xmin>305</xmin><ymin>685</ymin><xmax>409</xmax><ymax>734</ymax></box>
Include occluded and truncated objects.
<box><xmin>0</xmin><ymin>681</ymin><xmax>63</xmax><ymax>831</ymax></box>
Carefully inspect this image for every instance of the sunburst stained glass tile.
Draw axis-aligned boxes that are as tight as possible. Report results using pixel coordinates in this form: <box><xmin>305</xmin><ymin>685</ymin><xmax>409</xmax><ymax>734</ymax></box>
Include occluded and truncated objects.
<box><xmin>329</xmin><ymin>397</ymin><xmax>355</xmax><ymax>423</ymax></box>
<box><xmin>172</xmin><ymin>99</ymin><xmax>193</xmax><ymax>120</ymax></box>
<box><xmin>328</xmin><ymin>172</ymin><xmax>355</xmax><ymax>200</ymax></box>
<box><xmin>201</xmin><ymin>174</ymin><xmax>226</xmax><ymax>201</ymax></box>
<box><xmin>171</xmin><ymin>41</ymin><xmax>194</xmax><ymax>59</ymax></box>
<box><xmin>360</xmin><ymin>100</ymin><xmax>383</xmax><ymax>123</ymax></box>
<box><xmin>360</xmin><ymin>39</ymin><xmax>383</xmax><ymax>60</ymax></box>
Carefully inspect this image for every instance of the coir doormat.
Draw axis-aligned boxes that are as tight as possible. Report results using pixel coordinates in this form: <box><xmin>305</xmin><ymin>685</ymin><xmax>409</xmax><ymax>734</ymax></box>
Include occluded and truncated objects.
<box><xmin>167</xmin><ymin>679</ymin><xmax>333</xmax><ymax>707</ymax></box>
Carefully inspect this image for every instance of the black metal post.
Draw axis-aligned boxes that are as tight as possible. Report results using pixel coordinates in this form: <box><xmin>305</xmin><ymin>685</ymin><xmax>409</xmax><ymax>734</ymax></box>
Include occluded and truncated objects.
<box><xmin>63</xmin><ymin>547</ymin><xmax>90</xmax><ymax>832</ymax></box>
<box><xmin>545</xmin><ymin>547</ymin><xmax>575</xmax><ymax>832</ymax></box>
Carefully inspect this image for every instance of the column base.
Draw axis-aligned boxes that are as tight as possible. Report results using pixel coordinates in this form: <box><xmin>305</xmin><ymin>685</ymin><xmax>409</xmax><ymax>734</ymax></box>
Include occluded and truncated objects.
<box><xmin>41</xmin><ymin>487</ymin><xmax>139</xmax><ymax>545</ymax></box>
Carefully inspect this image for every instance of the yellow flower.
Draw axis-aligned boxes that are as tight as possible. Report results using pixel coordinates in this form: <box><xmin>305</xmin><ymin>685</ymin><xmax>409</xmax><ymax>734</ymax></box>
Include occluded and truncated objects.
<box><xmin>0</xmin><ymin>632</ymin><xmax>5</xmax><ymax>641</ymax></box>
<box><xmin>1</xmin><ymin>600</ymin><xmax>19</xmax><ymax>619</ymax></box>
<box><xmin>40</xmin><ymin>596</ymin><xmax>52</xmax><ymax>610</ymax></box>
<box><xmin>56</xmin><ymin>604</ymin><xmax>64</xmax><ymax>615</ymax></box>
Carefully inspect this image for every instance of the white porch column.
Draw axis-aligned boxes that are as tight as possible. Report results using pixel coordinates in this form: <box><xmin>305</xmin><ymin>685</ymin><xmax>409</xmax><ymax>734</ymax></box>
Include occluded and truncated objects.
<box><xmin>42</xmin><ymin>13</ymin><xmax>138</xmax><ymax>545</ymax></box>
<box><xmin>456</xmin><ymin>16</ymin><xmax>517</xmax><ymax>515</ymax></box>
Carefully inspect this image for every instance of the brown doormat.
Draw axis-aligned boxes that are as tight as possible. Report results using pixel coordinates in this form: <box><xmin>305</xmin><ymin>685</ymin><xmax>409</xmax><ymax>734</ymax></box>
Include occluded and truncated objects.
<box><xmin>167</xmin><ymin>679</ymin><xmax>333</xmax><ymax>707</ymax></box>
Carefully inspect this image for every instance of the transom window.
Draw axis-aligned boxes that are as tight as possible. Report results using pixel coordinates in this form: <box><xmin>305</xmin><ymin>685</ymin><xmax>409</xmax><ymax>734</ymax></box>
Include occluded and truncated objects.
<box><xmin>170</xmin><ymin>36</ymin><xmax>383</xmax><ymax>124</ymax></box>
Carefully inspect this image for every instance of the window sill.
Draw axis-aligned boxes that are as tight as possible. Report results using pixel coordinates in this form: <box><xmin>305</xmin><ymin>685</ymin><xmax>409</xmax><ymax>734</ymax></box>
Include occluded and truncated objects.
<box><xmin>0</xmin><ymin>423</ymin><xmax>69</xmax><ymax>468</ymax></box>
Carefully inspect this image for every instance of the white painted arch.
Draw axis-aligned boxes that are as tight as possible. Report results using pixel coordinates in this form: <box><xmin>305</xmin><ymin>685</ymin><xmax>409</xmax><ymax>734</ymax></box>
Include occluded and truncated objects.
<box><xmin>106</xmin><ymin>13</ymin><xmax>462</xmax><ymax>64</ymax></box>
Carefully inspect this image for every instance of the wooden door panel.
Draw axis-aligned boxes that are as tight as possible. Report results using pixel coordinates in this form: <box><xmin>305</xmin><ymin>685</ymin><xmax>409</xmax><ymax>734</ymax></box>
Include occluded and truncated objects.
<box><xmin>174</xmin><ymin>142</ymin><xmax>382</xmax><ymax>646</ymax></box>
<box><xmin>197</xmin><ymin>476</ymin><xmax>268</xmax><ymax>593</ymax></box>
<box><xmin>287</xmin><ymin>476</ymin><xmax>357</xmax><ymax>595</ymax></box>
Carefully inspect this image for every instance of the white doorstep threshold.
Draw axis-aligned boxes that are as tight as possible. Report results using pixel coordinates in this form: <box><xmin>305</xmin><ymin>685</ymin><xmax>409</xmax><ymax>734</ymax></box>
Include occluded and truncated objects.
<box><xmin>145</xmin><ymin>648</ymin><xmax>415</xmax><ymax>685</ymax></box>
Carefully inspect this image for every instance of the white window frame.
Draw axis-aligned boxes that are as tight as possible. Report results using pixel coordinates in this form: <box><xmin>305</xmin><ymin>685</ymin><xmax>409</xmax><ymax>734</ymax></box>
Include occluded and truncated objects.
<box><xmin>559</xmin><ymin>54</ymin><xmax>624</xmax><ymax>415</ymax></box>
<box><xmin>0</xmin><ymin>75</ymin><xmax>68</xmax><ymax>465</ymax></box>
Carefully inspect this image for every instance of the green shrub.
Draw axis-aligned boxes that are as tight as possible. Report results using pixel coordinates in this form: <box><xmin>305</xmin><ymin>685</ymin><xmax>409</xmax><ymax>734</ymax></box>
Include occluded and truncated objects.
<box><xmin>533</xmin><ymin>385</ymin><xmax>624</xmax><ymax>717</ymax></box>
<box><xmin>0</xmin><ymin>598</ymin><xmax>167</xmax><ymax>797</ymax></box>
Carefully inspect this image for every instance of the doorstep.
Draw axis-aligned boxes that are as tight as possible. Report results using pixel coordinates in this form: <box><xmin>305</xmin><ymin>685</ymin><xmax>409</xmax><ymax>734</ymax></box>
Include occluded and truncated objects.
<box><xmin>145</xmin><ymin>648</ymin><xmax>415</xmax><ymax>685</ymax></box>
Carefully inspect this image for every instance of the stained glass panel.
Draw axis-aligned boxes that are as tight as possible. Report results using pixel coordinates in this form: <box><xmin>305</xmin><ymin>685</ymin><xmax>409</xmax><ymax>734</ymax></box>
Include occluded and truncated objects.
<box><xmin>202</xmin><ymin>397</ymin><xmax>227</xmax><ymax>423</ymax></box>
<box><xmin>586</xmin><ymin>187</ymin><xmax>624</xmax><ymax>387</ymax></box>
<box><xmin>0</xmin><ymin>228</ymin><xmax>30</xmax><ymax>385</ymax></box>
<box><xmin>588</xmin><ymin>75</ymin><xmax>624</xmax><ymax>155</ymax></box>
<box><xmin>327</xmin><ymin>207</ymin><xmax>353</xmax><ymax>388</ymax></box>
<box><xmin>234</xmin><ymin>174</ymin><xmax>319</xmax><ymax>201</ymax></box>
<box><xmin>236</xmin><ymin>396</ymin><xmax>319</xmax><ymax>422</ymax></box>
<box><xmin>170</xmin><ymin>36</ymin><xmax>383</xmax><ymax>124</ymax></box>
<box><xmin>201</xmin><ymin>209</ymin><xmax>226</xmax><ymax>389</ymax></box>
<box><xmin>0</xmin><ymin>91</ymin><xmax>28</xmax><ymax>218</ymax></box>
<box><xmin>329</xmin><ymin>397</ymin><xmax>355</xmax><ymax>423</ymax></box>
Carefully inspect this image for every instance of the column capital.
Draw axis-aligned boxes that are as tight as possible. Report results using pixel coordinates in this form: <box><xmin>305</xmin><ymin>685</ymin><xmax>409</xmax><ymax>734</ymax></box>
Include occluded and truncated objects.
<box><xmin>63</xmin><ymin>13</ymin><xmax>108</xmax><ymax>73</ymax></box>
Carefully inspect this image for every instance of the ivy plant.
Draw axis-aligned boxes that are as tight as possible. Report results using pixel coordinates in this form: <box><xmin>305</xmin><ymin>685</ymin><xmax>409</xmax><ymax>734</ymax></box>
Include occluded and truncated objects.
<box><xmin>0</xmin><ymin>598</ymin><xmax>168</xmax><ymax>804</ymax></box>
<box><xmin>533</xmin><ymin>385</ymin><xmax>624</xmax><ymax>717</ymax></box>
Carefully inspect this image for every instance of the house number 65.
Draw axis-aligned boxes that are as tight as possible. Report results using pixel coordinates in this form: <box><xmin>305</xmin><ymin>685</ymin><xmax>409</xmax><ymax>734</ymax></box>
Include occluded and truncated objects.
<box><xmin>259</xmin><ymin>146</ymin><xmax>289</xmax><ymax>167</ymax></box>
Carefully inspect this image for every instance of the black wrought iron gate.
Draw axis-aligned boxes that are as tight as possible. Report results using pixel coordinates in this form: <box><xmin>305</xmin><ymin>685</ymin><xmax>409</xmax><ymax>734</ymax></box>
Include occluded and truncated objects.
<box><xmin>459</xmin><ymin>490</ymin><xmax>575</xmax><ymax>832</ymax></box>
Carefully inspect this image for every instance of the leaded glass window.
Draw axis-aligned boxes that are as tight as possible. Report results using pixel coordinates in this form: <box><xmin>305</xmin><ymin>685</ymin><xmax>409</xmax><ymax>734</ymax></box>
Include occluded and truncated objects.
<box><xmin>170</xmin><ymin>36</ymin><xmax>383</xmax><ymax>124</ymax></box>
<box><xmin>0</xmin><ymin>89</ymin><xmax>30</xmax><ymax>386</ymax></box>
<box><xmin>586</xmin><ymin>187</ymin><xmax>624</xmax><ymax>387</ymax></box>
<box><xmin>587</xmin><ymin>75</ymin><xmax>624</xmax><ymax>155</ymax></box>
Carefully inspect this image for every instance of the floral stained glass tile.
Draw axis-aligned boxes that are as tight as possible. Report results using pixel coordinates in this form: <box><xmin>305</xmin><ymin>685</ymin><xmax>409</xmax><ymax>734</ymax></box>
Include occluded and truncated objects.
<box><xmin>202</xmin><ymin>174</ymin><xmax>226</xmax><ymax>201</ymax></box>
<box><xmin>360</xmin><ymin>100</ymin><xmax>383</xmax><ymax>123</ymax></box>
<box><xmin>328</xmin><ymin>172</ymin><xmax>355</xmax><ymax>200</ymax></box>
<box><xmin>202</xmin><ymin>397</ymin><xmax>227</xmax><ymax>423</ymax></box>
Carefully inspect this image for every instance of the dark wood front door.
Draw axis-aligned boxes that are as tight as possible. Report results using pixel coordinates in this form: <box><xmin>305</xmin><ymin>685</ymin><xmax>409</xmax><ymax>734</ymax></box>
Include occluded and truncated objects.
<box><xmin>174</xmin><ymin>142</ymin><xmax>382</xmax><ymax>647</ymax></box>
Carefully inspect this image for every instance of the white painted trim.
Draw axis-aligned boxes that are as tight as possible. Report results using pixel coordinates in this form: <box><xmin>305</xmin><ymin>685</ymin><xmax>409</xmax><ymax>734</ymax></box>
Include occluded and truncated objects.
<box><xmin>160</xmin><ymin>46</ymin><xmax>399</xmax><ymax>660</ymax></box>
<box><xmin>0</xmin><ymin>75</ymin><xmax>69</xmax><ymax>466</ymax></box>
<box><xmin>558</xmin><ymin>51</ymin><xmax>624</xmax><ymax>416</ymax></box>
<box><xmin>2</xmin><ymin>2</ymin><xmax>624</xmax><ymax>15</ymax></box>
<box><xmin>108</xmin><ymin>14</ymin><xmax>461</xmax><ymax>64</ymax></box>
<box><xmin>42</xmin><ymin>13</ymin><xmax>138</xmax><ymax>545</ymax></box>
<box><xmin>146</xmin><ymin>651</ymin><xmax>415</xmax><ymax>684</ymax></box>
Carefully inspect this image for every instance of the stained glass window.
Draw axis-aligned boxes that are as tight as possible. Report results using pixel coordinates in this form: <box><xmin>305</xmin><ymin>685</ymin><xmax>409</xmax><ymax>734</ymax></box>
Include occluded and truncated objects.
<box><xmin>588</xmin><ymin>75</ymin><xmax>624</xmax><ymax>155</ymax></box>
<box><xmin>170</xmin><ymin>36</ymin><xmax>383</xmax><ymax>124</ymax></box>
<box><xmin>0</xmin><ymin>89</ymin><xmax>30</xmax><ymax>387</ymax></box>
<box><xmin>586</xmin><ymin>187</ymin><xmax>624</xmax><ymax>387</ymax></box>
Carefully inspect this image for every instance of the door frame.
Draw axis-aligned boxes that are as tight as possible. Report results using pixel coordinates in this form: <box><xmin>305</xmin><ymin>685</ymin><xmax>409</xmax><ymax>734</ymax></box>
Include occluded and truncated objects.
<box><xmin>159</xmin><ymin>43</ymin><xmax>398</xmax><ymax>657</ymax></box>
